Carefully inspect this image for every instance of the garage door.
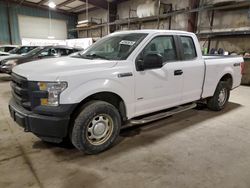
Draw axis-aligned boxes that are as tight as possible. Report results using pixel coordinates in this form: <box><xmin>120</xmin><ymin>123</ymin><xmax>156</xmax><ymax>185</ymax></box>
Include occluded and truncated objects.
<box><xmin>18</xmin><ymin>15</ymin><xmax>67</xmax><ymax>40</ymax></box>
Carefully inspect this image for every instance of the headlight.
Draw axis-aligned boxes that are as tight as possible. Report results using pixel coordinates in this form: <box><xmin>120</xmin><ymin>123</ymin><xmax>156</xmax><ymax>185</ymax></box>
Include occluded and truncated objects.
<box><xmin>37</xmin><ymin>82</ymin><xmax>68</xmax><ymax>106</ymax></box>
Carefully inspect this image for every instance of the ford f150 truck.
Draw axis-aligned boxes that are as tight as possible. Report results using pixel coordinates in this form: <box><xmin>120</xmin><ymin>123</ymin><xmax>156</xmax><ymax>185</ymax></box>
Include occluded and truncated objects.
<box><xmin>9</xmin><ymin>30</ymin><xmax>243</xmax><ymax>154</ymax></box>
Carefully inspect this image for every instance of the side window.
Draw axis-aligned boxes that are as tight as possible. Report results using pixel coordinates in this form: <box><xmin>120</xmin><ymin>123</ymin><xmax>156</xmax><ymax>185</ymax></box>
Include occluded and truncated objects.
<box><xmin>49</xmin><ymin>48</ymin><xmax>59</xmax><ymax>56</ymax></box>
<box><xmin>180</xmin><ymin>36</ymin><xmax>197</xmax><ymax>60</ymax></box>
<box><xmin>141</xmin><ymin>36</ymin><xmax>177</xmax><ymax>62</ymax></box>
<box><xmin>39</xmin><ymin>48</ymin><xmax>58</xmax><ymax>57</ymax></box>
<box><xmin>59</xmin><ymin>49</ymin><xmax>68</xmax><ymax>56</ymax></box>
<box><xmin>20</xmin><ymin>47</ymin><xmax>29</xmax><ymax>54</ymax></box>
<box><xmin>39</xmin><ymin>49</ymin><xmax>50</xmax><ymax>57</ymax></box>
<box><xmin>67</xmin><ymin>49</ymin><xmax>74</xmax><ymax>55</ymax></box>
<box><xmin>5</xmin><ymin>47</ymin><xmax>13</xmax><ymax>52</ymax></box>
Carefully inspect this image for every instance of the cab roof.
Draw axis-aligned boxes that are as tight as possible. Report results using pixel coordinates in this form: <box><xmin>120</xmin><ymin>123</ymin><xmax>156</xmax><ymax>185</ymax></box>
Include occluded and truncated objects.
<box><xmin>113</xmin><ymin>29</ymin><xmax>194</xmax><ymax>35</ymax></box>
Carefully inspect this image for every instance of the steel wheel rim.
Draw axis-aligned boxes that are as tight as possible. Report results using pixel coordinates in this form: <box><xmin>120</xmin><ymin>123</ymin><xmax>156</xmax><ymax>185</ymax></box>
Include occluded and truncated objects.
<box><xmin>86</xmin><ymin>114</ymin><xmax>114</xmax><ymax>145</ymax></box>
<box><xmin>218</xmin><ymin>88</ymin><xmax>227</xmax><ymax>107</ymax></box>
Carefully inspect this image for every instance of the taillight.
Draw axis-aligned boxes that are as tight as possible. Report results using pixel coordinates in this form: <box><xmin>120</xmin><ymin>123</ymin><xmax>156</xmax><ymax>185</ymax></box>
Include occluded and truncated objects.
<box><xmin>241</xmin><ymin>62</ymin><xmax>245</xmax><ymax>75</ymax></box>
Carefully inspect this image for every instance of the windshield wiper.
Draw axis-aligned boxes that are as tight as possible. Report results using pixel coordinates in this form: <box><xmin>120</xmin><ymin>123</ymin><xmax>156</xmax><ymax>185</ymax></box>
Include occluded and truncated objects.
<box><xmin>86</xmin><ymin>54</ymin><xmax>109</xmax><ymax>60</ymax></box>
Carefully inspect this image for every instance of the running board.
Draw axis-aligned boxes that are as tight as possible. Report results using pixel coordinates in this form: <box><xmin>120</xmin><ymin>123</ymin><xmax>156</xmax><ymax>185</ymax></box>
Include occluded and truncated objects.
<box><xmin>129</xmin><ymin>103</ymin><xmax>197</xmax><ymax>125</ymax></box>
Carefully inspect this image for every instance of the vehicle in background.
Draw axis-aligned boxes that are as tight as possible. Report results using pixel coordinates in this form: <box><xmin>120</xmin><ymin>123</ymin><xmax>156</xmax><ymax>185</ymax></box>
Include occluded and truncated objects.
<box><xmin>0</xmin><ymin>45</ymin><xmax>19</xmax><ymax>56</ymax></box>
<box><xmin>0</xmin><ymin>51</ymin><xmax>11</xmax><ymax>56</ymax></box>
<box><xmin>0</xmin><ymin>45</ymin><xmax>38</xmax><ymax>60</ymax></box>
<box><xmin>0</xmin><ymin>46</ymin><xmax>82</xmax><ymax>74</ymax></box>
<box><xmin>9</xmin><ymin>30</ymin><xmax>243</xmax><ymax>154</ymax></box>
<box><xmin>0</xmin><ymin>45</ymin><xmax>18</xmax><ymax>53</ymax></box>
<box><xmin>8</xmin><ymin>46</ymin><xmax>38</xmax><ymax>56</ymax></box>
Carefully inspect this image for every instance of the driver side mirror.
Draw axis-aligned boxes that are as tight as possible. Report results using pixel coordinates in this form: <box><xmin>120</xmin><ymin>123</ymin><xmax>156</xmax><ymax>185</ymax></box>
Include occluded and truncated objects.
<box><xmin>136</xmin><ymin>53</ymin><xmax>163</xmax><ymax>71</ymax></box>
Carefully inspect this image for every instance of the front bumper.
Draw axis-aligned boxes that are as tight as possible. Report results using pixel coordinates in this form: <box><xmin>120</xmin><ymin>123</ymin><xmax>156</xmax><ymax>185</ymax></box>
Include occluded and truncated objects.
<box><xmin>0</xmin><ymin>66</ymin><xmax>11</xmax><ymax>74</ymax></box>
<box><xmin>9</xmin><ymin>98</ymin><xmax>72</xmax><ymax>142</ymax></box>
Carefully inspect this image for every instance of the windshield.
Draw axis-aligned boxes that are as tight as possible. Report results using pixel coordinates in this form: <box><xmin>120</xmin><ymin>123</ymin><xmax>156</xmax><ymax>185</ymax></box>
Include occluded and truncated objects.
<box><xmin>25</xmin><ymin>47</ymin><xmax>44</xmax><ymax>56</ymax></box>
<box><xmin>79</xmin><ymin>33</ymin><xmax>148</xmax><ymax>60</ymax></box>
<box><xmin>9</xmin><ymin>46</ymin><xmax>37</xmax><ymax>54</ymax></box>
<box><xmin>8</xmin><ymin>47</ymin><xmax>19</xmax><ymax>54</ymax></box>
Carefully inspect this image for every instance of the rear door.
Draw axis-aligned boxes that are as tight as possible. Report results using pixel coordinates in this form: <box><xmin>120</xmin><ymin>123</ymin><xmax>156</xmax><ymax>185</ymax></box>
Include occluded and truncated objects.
<box><xmin>177</xmin><ymin>35</ymin><xmax>204</xmax><ymax>103</ymax></box>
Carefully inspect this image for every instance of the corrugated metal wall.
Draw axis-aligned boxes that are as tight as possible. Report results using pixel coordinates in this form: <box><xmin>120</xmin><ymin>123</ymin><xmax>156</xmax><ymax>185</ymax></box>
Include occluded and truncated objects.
<box><xmin>0</xmin><ymin>2</ymin><xmax>11</xmax><ymax>44</ymax></box>
<box><xmin>0</xmin><ymin>1</ymin><xmax>77</xmax><ymax>45</ymax></box>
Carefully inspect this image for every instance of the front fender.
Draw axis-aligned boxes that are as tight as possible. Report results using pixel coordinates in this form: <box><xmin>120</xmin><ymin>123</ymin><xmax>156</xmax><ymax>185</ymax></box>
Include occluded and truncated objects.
<box><xmin>60</xmin><ymin>78</ymin><xmax>135</xmax><ymax>118</ymax></box>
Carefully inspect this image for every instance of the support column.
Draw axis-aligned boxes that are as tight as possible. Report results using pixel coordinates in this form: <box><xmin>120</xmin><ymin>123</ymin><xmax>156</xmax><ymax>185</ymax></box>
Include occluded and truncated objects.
<box><xmin>7</xmin><ymin>0</ymin><xmax>13</xmax><ymax>44</ymax></box>
<box><xmin>187</xmin><ymin>0</ymin><xmax>200</xmax><ymax>32</ymax></box>
<box><xmin>108</xmin><ymin>1</ymin><xmax>117</xmax><ymax>33</ymax></box>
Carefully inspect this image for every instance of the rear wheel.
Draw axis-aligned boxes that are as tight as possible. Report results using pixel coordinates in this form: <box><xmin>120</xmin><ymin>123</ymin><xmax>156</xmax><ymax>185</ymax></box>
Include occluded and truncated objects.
<box><xmin>71</xmin><ymin>101</ymin><xmax>121</xmax><ymax>154</ymax></box>
<box><xmin>207</xmin><ymin>81</ymin><xmax>230</xmax><ymax>111</ymax></box>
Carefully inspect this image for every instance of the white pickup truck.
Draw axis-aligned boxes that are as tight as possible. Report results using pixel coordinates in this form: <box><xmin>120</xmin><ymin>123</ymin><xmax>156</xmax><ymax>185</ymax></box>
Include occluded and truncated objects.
<box><xmin>9</xmin><ymin>30</ymin><xmax>243</xmax><ymax>154</ymax></box>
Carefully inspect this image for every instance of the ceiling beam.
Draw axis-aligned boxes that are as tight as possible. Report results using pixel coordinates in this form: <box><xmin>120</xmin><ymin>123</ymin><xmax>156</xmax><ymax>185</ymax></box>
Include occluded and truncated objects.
<box><xmin>57</xmin><ymin>0</ymin><xmax>76</xmax><ymax>8</ymax></box>
<box><xmin>1</xmin><ymin>0</ymin><xmax>77</xmax><ymax>16</ymax></box>
<box><xmin>68</xmin><ymin>4</ymin><xmax>87</xmax><ymax>12</ymax></box>
<box><xmin>79</xmin><ymin>0</ymin><xmax>108</xmax><ymax>9</ymax></box>
<box><xmin>38</xmin><ymin>0</ymin><xmax>49</xmax><ymax>6</ymax></box>
<box><xmin>18</xmin><ymin>0</ymin><xmax>25</xmax><ymax>5</ymax></box>
<box><xmin>77</xmin><ymin>6</ymin><xmax>99</xmax><ymax>15</ymax></box>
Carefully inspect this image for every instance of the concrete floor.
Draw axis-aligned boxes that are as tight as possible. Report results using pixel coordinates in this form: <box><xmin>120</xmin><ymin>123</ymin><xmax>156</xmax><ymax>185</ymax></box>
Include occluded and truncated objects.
<box><xmin>0</xmin><ymin>74</ymin><xmax>250</xmax><ymax>188</ymax></box>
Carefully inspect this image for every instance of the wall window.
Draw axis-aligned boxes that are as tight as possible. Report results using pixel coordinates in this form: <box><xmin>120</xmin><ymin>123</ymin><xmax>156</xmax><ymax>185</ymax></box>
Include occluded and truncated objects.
<box><xmin>180</xmin><ymin>36</ymin><xmax>197</xmax><ymax>60</ymax></box>
<box><xmin>141</xmin><ymin>36</ymin><xmax>177</xmax><ymax>62</ymax></box>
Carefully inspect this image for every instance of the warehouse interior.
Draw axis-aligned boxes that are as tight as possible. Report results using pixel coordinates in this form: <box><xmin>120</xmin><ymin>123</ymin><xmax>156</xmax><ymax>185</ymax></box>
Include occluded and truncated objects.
<box><xmin>1</xmin><ymin>0</ymin><xmax>250</xmax><ymax>187</ymax></box>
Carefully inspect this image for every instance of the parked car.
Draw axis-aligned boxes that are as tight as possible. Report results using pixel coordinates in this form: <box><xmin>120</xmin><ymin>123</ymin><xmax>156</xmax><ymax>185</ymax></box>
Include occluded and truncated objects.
<box><xmin>1</xmin><ymin>45</ymin><xmax>37</xmax><ymax>56</ymax></box>
<box><xmin>0</xmin><ymin>45</ymin><xmax>19</xmax><ymax>57</ymax></box>
<box><xmin>0</xmin><ymin>45</ymin><xmax>18</xmax><ymax>53</ymax></box>
<box><xmin>0</xmin><ymin>46</ymin><xmax>82</xmax><ymax>74</ymax></box>
<box><xmin>0</xmin><ymin>45</ymin><xmax>38</xmax><ymax>62</ymax></box>
<box><xmin>9</xmin><ymin>30</ymin><xmax>243</xmax><ymax>154</ymax></box>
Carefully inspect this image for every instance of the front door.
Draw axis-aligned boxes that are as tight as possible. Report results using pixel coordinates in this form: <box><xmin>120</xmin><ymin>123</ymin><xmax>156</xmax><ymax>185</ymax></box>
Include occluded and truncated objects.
<box><xmin>134</xmin><ymin>35</ymin><xmax>184</xmax><ymax>117</ymax></box>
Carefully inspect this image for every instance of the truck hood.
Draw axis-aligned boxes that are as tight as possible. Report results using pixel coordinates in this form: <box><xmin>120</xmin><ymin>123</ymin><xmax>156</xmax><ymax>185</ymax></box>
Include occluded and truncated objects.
<box><xmin>13</xmin><ymin>56</ymin><xmax>118</xmax><ymax>81</ymax></box>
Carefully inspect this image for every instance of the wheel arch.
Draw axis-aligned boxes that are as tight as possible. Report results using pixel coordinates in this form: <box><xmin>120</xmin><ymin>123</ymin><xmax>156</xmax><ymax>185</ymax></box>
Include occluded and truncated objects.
<box><xmin>219</xmin><ymin>73</ymin><xmax>233</xmax><ymax>89</ymax></box>
<box><xmin>70</xmin><ymin>91</ymin><xmax>127</xmax><ymax>125</ymax></box>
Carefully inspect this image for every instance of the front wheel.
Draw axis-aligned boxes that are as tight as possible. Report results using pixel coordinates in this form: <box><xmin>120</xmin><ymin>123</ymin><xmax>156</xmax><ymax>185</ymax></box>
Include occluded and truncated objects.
<box><xmin>207</xmin><ymin>81</ymin><xmax>230</xmax><ymax>111</ymax></box>
<box><xmin>71</xmin><ymin>101</ymin><xmax>121</xmax><ymax>154</ymax></box>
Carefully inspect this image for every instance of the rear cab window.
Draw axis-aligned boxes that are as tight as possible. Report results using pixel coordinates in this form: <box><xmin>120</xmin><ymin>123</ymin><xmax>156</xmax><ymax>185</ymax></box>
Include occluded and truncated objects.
<box><xmin>180</xmin><ymin>36</ymin><xmax>197</xmax><ymax>60</ymax></box>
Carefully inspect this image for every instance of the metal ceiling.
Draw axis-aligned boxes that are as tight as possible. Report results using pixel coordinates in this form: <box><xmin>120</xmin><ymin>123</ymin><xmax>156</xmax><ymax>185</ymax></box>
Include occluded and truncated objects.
<box><xmin>9</xmin><ymin>0</ymin><xmax>117</xmax><ymax>14</ymax></box>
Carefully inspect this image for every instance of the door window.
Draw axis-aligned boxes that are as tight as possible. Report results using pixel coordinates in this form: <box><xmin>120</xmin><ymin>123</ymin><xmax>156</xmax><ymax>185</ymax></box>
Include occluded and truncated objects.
<box><xmin>59</xmin><ymin>49</ymin><xmax>74</xmax><ymax>56</ymax></box>
<box><xmin>180</xmin><ymin>36</ymin><xmax>197</xmax><ymax>60</ymax></box>
<box><xmin>141</xmin><ymin>36</ymin><xmax>177</xmax><ymax>63</ymax></box>
<box><xmin>39</xmin><ymin>48</ymin><xmax>59</xmax><ymax>57</ymax></box>
<box><xmin>4</xmin><ymin>47</ymin><xmax>14</xmax><ymax>52</ymax></box>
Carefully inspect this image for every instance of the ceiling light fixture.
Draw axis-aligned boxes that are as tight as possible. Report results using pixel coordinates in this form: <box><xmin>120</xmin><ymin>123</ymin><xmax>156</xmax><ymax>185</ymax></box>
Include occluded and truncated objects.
<box><xmin>48</xmin><ymin>1</ymin><xmax>55</xmax><ymax>39</ymax></box>
<box><xmin>48</xmin><ymin>1</ymin><xmax>56</xmax><ymax>9</ymax></box>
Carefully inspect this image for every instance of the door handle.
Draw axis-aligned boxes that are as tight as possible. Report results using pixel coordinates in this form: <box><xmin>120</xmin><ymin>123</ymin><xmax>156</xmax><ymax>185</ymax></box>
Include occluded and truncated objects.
<box><xmin>174</xmin><ymin>70</ymin><xmax>183</xmax><ymax>76</ymax></box>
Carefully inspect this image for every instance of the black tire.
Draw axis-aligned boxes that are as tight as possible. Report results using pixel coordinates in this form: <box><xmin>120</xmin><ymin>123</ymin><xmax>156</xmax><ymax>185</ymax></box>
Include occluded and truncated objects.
<box><xmin>71</xmin><ymin>100</ymin><xmax>121</xmax><ymax>154</ymax></box>
<box><xmin>207</xmin><ymin>81</ymin><xmax>230</xmax><ymax>111</ymax></box>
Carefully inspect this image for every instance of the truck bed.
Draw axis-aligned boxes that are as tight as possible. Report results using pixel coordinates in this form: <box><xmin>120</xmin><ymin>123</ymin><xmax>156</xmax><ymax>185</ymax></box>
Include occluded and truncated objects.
<box><xmin>201</xmin><ymin>55</ymin><xmax>243</xmax><ymax>98</ymax></box>
<box><xmin>203</xmin><ymin>55</ymin><xmax>242</xmax><ymax>60</ymax></box>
